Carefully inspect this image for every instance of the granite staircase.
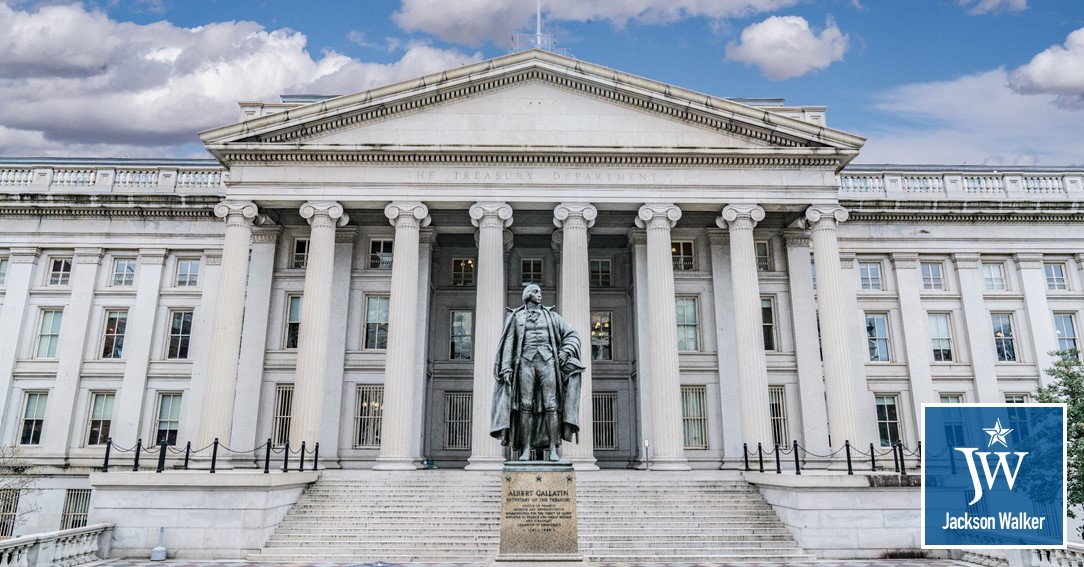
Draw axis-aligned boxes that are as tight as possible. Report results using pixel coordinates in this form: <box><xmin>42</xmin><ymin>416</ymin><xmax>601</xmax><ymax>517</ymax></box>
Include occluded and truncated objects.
<box><xmin>249</xmin><ymin>469</ymin><xmax>812</xmax><ymax>563</ymax></box>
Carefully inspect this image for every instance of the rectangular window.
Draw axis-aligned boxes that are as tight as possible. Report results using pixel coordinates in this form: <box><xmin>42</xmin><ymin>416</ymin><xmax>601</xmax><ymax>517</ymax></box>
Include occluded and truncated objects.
<box><xmin>675</xmin><ymin>298</ymin><xmax>699</xmax><ymax>352</ymax></box>
<box><xmin>875</xmin><ymin>394</ymin><xmax>901</xmax><ymax>447</ymax></box>
<box><xmin>49</xmin><ymin>257</ymin><xmax>72</xmax><ymax>286</ymax></box>
<box><xmin>941</xmin><ymin>402</ymin><xmax>965</xmax><ymax>448</ymax></box>
<box><xmin>452</xmin><ymin>258</ymin><xmax>475</xmax><ymax>286</ymax></box>
<box><xmin>592</xmin><ymin>393</ymin><xmax>618</xmax><ymax>450</ymax></box>
<box><xmin>167</xmin><ymin>309</ymin><xmax>193</xmax><ymax>359</ymax></box>
<box><xmin>444</xmin><ymin>392</ymin><xmax>472</xmax><ymax>450</ymax></box>
<box><xmin>0</xmin><ymin>491</ymin><xmax>19</xmax><ymax>538</ymax></box>
<box><xmin>755</xmin><ymin>241</ymin><xmax>771</xmax><ymax>272</ymax></box>
<box><xmin>521</xmin><ymin>258</ymin><xmax>543</xmax><ymax>286</ymax></box>
<box><xmin>859</xmin><ymin>262</ymin><xmax>882</xmax><ymax>290</ymax></box>
<box><xmin>111</xmin><ymin>258</ymin><xmax>136</xmax><ymax>287</ymax></box>
<box><xmin>671</xmin><ymin>241</ymin><xmax>694</xmax><ymax>271</ymax></box>
<box><xmin>769</xmin><ymin>385</ymin><xmax>788</xmax><ymax>447</ymax></box>
<box><xmin>36</xmin><ymin>308</ymin><xmax>63</xmax><ymax>359</ymax></box>
<box><xmin>761</xmin><ymin>297</ymin><xmax>776</xmax><ymax>351</ymax></box>
<box><xmin>0</xmin><ymin>257</ymin><xmax>8</xmax><ymax>285</ymax></box>
<box><xmin>101</xmin><ymin>310</ymin><xmax>128</xmax><ymax>359</ymax></box>
<box><xmin>983</xmin><ymin>262</ymin><xmax>1006</xmax><ymax>290</ymax></box>
<box><xmin>1045</xmin><ymin>263</ymin><xmax>1068</xmax><ymax>290</ymax></box>
<box><xmin>175</xmin><ymin>258</ymin><xmax>200</xmax><ymax>286</ymax></box>
<box><xmin>285</xmin><ymin>295</ymin><xmax>302</xmax><ymax>349</ymax></box>
<box><xmin>364</xmin><ymin>296</ymin><xmax>390</xmax><ymax>350</ymax></box>
<box><xmin>1004</xmin><ymin>393</ymin><xmax>1029</xmax><ymax>403</ymax></box>
<box><xmin>681</xmin><ymin>385</ymin><xmax>707</xmax><ymax>449</ymax></box>
<box><xmin>272</xmin><ymin>384</ymin><xmax>293</xmax><ymax>448</ymax></box>
<box><xmin>589</xmin><ymin>259</ymin><xmax>612</xmax><ymax>287</ymax></box>
<box><xmin>1055</xmin><ymin>313</ymin><xmax>1079</xmax><ymax>354</ymax></box>
<box><xmin>940</xmin><ymin>394</ymin><xmax>963</xmax><ymax>403</ymax></box>
<box><xmin>60</xmin><ymin>489</ymin><xmax>91</xmax><ymax>530</ymax></box>
<box><xmin>291</xmin><ymin>238</ymin><xmax>309</xmax><ymax>269</ymax></box>
<box><xmin>928</xmin><ymin>313</ymin><xmax>953</xmax><ymax>362</ymax></box>
<box><xmin>992</xmin><ymin>313</ymin><xmax>1017</xmax><ymax>362</ymax></box>
<box><xmin>155</xmin><ymin>393</ymin><xmax>181</xmax><ymax>446</ymax></box>
<box><xmin>20</xmin><ymin>392</ymin><xmax>47</xmax><ymax>445</ymax></box>
<box><xmin>354</xmin><ymin>385</ymin><xmax>384</xmax><ymax>449</ymax></box>
<box><xmin>590</xmin><ymin>311</ymin><xmax>612</xmax><ymax>361</ymax></box>
<box><xmin>450</xmin><ymin>310</ymin><xmax>473</xmax><ymax>360</ymax></box>
<box><xmin>1006</xmin><ymin>401</ymin><xmax>1030</xmax><ymax>444</ymax></box>
<box><xmin>369</xmin><ymin>239</ymin><xmax>393</xmax><ymax>269</ymax></box>
<box><xmin>921</xmin><ymin>262</ymin><xmax>944</xmax><ymax>290</ymax></box>
<box><xmin>87</xmin><ymin>392</ymin><xmax>115</xmax><ymax>445</ymax></box>
<box><xmin>865</xmin><ymin>313</ymin><xmax>890</xmax><ymax>362</ymax></box>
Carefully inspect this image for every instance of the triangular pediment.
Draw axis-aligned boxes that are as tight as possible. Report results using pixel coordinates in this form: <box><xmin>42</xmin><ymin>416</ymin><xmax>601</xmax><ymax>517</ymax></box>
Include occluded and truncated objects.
<box><xmin>201</xmin><ymin>49</ymin><xmax>864</xmax><ymax>166</ymax></box>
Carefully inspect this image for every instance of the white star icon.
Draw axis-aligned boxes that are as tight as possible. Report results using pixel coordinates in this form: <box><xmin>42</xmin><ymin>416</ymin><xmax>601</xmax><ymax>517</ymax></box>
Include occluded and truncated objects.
<box><xmin>983</xmin><ymin>418</ymin><xmax>1013</xmax><ymax>448</ymax></box>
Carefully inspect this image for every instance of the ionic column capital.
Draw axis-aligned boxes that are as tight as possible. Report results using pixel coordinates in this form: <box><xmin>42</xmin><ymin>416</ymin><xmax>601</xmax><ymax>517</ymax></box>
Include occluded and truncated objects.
<box><xmin>214</xmin><ymin>200</ymin><xmax>258</xmax><ymax>223</ymax></box>
<box><xmin>635</xmin><ymin>203</ymin><xmax>681</xmax><ymax>230</ymax></box>
<box><xmin>553</xmin><ymin>202</ymin><xmax>597</xmax><ymax>229</ymax></box>
<box><xmin>469</xmin><ymin>202</ymin><xmax>513</xmax><ymax>228</ymax></box>
<box><xmin>804</xmin><ymin>205</ymin><xmax>849</xmax><ymax>228</ymax></box>
<box><xmin>301</xmin><ymin>201</ymin><xmax>349</xmax><ymax>228</ymax></box>
<box><xmin>717</xmin><ymin>204</ymin><xmax>765</xmax><ymax>229</ymax></box>
<box><xmin>385</xmin><ymin>202</ymin><xmax>431</xmax><ymax>228</ymax></box>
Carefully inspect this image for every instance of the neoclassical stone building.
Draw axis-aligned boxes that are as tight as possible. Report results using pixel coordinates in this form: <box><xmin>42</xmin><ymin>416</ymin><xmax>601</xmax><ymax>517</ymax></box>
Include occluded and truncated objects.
<box><xmin>1</xmin><ymin>49</ymin><xmax>1082</xmax><ymax>533</ymax></box>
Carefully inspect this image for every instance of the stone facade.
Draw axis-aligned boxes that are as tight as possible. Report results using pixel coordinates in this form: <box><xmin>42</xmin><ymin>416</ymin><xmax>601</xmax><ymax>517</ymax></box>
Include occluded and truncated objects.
<box><xmin>0</xmin><ymin>49</ymin><xmax>1082</xmax><ymax>534</ymax></box>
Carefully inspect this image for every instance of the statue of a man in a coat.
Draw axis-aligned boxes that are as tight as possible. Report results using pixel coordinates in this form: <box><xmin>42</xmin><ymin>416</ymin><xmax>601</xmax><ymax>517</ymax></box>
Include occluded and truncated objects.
<box><xmin>490</xmin><ymin>284</ymin><xmax>586</xmax><ymax>461</ymax></box>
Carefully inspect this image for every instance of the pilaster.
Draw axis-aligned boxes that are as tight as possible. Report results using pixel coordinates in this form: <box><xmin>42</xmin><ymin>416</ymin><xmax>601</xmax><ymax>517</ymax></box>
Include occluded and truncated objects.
<box><xmin>890</xmin><ymin>253</ymin><xmax>938</xmax><ymax>413</ymax></box>
<box><xmin>953</xmin><ymin>253</ymin><xmax>1001</xmax><ymax>401</ymax></box>
<box><xmin>628</xmin><ymin>229</ymin><xmax>653</xmax><ymax>466</ymax></box>
<box><xmin>1014</xmin><ymin>253</ymin><xmax>1058</xmax><ymax>385</ymax></box>
<box><xmin>0</xmin><ymin>248</ymin><xmax>38</xmax><ymax>444</ymax></box>
<box><xmin>706</xmin><ymin>230</ymin><xmax>744</xmax><ymax>458</ymax></box>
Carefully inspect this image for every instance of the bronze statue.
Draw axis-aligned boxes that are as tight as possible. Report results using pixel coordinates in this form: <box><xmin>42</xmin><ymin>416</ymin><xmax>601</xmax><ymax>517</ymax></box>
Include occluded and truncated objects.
<box><xmin>490</xmin><ymin>284</ymin><xmax>586</xmax><ymax>461</ymax></box>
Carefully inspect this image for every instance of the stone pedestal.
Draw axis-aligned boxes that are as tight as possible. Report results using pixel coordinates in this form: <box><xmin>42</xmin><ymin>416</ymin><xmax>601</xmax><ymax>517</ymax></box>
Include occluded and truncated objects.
<box><xmin>494</xmin><ymin>462</ymin><xmax>585</xmax><ymax>567</ymax></box>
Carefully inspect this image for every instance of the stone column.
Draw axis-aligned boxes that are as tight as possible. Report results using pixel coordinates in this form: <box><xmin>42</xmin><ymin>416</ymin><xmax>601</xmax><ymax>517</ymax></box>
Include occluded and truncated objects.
<box><xmin>230</xmin><ymin>226</ymin><xmax>281</xmax><ymax>450</ymax></box>
<box><xmin>375</xmin><ymin>202</ymin><xmax>429</xmax><ymax>470</ymax></box>
<box><xmin>465</xmin><ymin>202</ymin><xmax>512</xmax><ymax>470</ymax></box>
<box><xmin>805</xmin><ymin>206</ymin><xmax>861</xmax><ymax>448</ymax></box>
<box><xmin>113</xmin><ymin>248</ymin><xmax>168</xmax><ymax>448</ymax></box>
<box><xmin>628</xmin><ymin>230</ymin><xmax>653</xmax><ymax>465</ymax></box>
<box><xmin>41</xmin><ymin>247</ymin><xmax>102</xmax><ymax>460</ymax></box>
<box><xmin>782</xmin><ymin>231</ymin><xmax>830</xmax><ymax>457</ymax></box>
<box><xmin>1015</xmin><ymin>253</ymin><xmax>1058</xmax><ymax>386</ymax></box>
<box><xmin>718</xmin><ymin>205</ymin><xmax>773</xmax><ymax>447</ymax></box>
<box><xmin>0</xmin><ymin>248</ymin><xmax>38</xmax><ymax>442</ymax></box>
<box><xmin>410</xmin><ymin>228</ymin><xmax>435</xmax><ymax>460</ymax></box>
<box><xmin>635</xmin><ymin>204</ymin><xmax>690</xmax><ymax>470</ymax></box>
<box><xmin>706</xmin><ymin>230</ymin><xmax>744</xmax><ymax>458</ymax></box>
<box><xmin>554</xmin><ymin>203</ymin><xmax>599</xmax><ymax>470</ymax></box>
<box><xmin>290</xmin><ymin>201</ymin><xmax>348</xmax><ymax>448</ymax></box>
<box><xmin>891</xmin><ymin>253</ymin><xmax>938</xmax><ymax>408</ymax></box>
<box><xmin>197</xmin><ymin>201</ymin><xmax>258</xmax><ymax>447</ymax></box>
<box><xmin>953</xmin><ymin>254</ymin><xmax>1001</xmax><ymax>402</ymax></box>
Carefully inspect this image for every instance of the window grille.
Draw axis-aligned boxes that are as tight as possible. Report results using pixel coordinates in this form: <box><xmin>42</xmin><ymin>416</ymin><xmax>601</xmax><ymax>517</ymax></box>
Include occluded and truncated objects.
<box><xmin>592</xmin><ymin>393</ymin><xmax>617</xmax><ymax>450</ymax></box>
<box><xmin>272</xmin><ymin>384</ymin><xmax>294</xmax><ymax>447</ymax></box>
<box><xmin>681</xmin><ymin>386</ymin><xmax>707</xmax><ymax>449</ymax></box>
<box><xmin>292</xmin><ymin>238</ymin><xmax>309</xmax><ymax>269</ymax></box>
<box><xmin>444</xmin><ymin>392</ymin><xmax>472</xmax><ymax>450</ymax></box>
<box><xmin>0</xmin><ymin>490</ymin><xmax>18</xmax><ymax>538</ymax></box>
<box><xmin>671</xmin><ymin>241</ymin><xmax>694</xmax><ymax>271</ymax></box>
<box><xmin>60</xmin><ymin>489</ymin><xmax>91</xmax><ymax>530</ymax></box>
<box><xmin>769</xmin><ymin>386</ymin><xmax>787</xmax><ymax>447</ymax></box>
<box><xmin>354</xmin><ymin>385</ymin><xmax>384</xmax><ymax>449</ymax></box>
<box><xmin>369</xmin><ymin>239</ymin><xmax>393</xmax><ymax>269</ymax></box>
<box><xmin>49</xmin><ymin>258</ymin><xmax>72</xmax><ymax>286</ymax></box>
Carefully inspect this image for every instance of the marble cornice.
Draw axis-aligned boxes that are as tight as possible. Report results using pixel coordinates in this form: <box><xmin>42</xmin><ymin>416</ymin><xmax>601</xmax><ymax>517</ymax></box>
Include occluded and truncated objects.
<box><xmin>0</xmin><ymin>194</ymin><xmax>219</xmax><ymax>219</ymax></box>
<box><xmin>842</xmin><ymin>200</ymin><xmax>1084</xmax><ymax>223</ymax></box>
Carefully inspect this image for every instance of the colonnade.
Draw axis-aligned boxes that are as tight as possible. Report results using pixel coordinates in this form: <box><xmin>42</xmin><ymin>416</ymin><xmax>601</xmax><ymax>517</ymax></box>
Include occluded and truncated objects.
<box><xmin>196</xmin><ymin>199</ymin><xmax>861</xmax><ymax>469</ymax></box>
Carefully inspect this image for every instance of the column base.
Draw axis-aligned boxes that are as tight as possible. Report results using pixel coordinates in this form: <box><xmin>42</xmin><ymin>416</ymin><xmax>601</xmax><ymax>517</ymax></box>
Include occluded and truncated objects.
<box><xmin>569</xmin><ymin>457</ymin><xmax>599</xmax><ymax>471</ymax></box>
<box><xmin>648</xmin><ymin>457</ymin><xmax>691</xmax><ymax>471</ymax></box>
<box><xmin>465</xmin><ymin>455</ymin><xmax>506</xmax><ymax>471</ymax></box>
<box><xmin>373</xmin><ymin>456</ymin><xmax>420</xmax><ymax>471</ymax></box>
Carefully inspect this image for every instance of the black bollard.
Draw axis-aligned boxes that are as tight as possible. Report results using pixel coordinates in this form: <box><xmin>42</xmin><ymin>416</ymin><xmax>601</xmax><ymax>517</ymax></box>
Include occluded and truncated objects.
<box><xmin>183</xmin><ymin>442</ymin><xmax>191</xmax><ymax>470</ymax></box>
<box><xmin>774</xmin><ymin>443</ymin><xmax>782</xmax><ymax>474</ymax></box>
<box><xmin>102</xmin><ymin>439</ymin><xmax>112</xmax><ymax>473</ymax></box>
<box><xmin>299</xmin><ymin>441</ymin><xmax>306</xmax><ymax>472</ymax></box>
<box><xmin>133</xmin><ymin>439</ymin><xmax>142</xmax><ymax>472</ymax></box>
<box><xmin>263</xmin><ymin>439</ymin><xmax>272</xmax><ymax>474</ymax></box>
<box><xmin>156</xmin><ymin>442</ymin><xmax>167</xmax><ymax>473</ymax></box>
<box><xmin>210</xmin><ymin>438</ymin><xmax>219</xmax><ymax>474</ymax></box>
<box><xmin>845</xmin><ymin>440</ymin><xmax>853</xmax><ymax>475</ymax></box>
<box><xmin>757</xmin><ymin>442</ymin><xmax>764</xmax><ymax>473</ymax></box>
<box><xmin>793</xmin><ymin>440</ymin><xmax>801</xmax><ymax>475</ymax></box>
<box><xmin>870</xmin><ymin>443</ymin><xmax>877</xmax><ymax>471</ymax></box>
<box><xmin>743</xmin><ymin>443</ymin><xmax>750</xmax><ymax>472</ymax></box>
<box><xmin>898</xmin><ymin>444</ymin><xmax>908</xmax><ymax>476</ymax></box>
<box><xmin>892</xmin><ymin>442</ymin><xmax>900</xmax><ymax>473</ymax></box>
<box><xmin>282</xmin><ymin>440</ymin><xmax>290</xmax><ymax>472</ymax></box>
<box><xmin>313</xmin><ymin>442</ymin><xmax>319</xmax><ymax>471</ymax></box>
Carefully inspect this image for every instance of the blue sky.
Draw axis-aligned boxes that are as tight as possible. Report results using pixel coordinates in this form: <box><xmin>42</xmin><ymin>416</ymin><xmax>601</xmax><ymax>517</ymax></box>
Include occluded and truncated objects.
<box><xmin>1</xmin><ymin>0</ymin><xmax>1082</xmax><ymax>165</ymax></box>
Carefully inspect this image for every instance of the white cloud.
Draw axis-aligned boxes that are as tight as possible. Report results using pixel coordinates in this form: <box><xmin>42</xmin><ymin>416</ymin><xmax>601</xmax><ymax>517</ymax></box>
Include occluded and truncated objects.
<box><xmin>958</xmin><ymin>0</ymin><xmax>1027</xmax><ymax>15</ymax></box>
<box><xmin>855</xmin><ymin>69</ymin><xmax>1084</xmax><ymax>166</ymax></box>
<box><xmin>0</xmin><ymin>3</ymin><xmax>483</xmax><ymax>156</ymax></box>
<box><xmin>392</xmin><ymin>0</ymin><xmax>800</xmax><ymax>47</ymax></box>
<box><xmin>724</xmin><ymin>16</ymin><xmax>849</xmax><ymax>81</ymax></box>
<box><xmin>1009</xmin><ymin>28</ymin><xmax>1084</xmax><ymax>109</ymax></box>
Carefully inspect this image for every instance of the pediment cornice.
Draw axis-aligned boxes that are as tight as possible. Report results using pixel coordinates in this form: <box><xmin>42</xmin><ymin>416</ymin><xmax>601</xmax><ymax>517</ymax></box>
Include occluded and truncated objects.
<box><xmin>201</xmin><ymin>50</ymin><xmax>864</xmax><ymax>163</ymax></box>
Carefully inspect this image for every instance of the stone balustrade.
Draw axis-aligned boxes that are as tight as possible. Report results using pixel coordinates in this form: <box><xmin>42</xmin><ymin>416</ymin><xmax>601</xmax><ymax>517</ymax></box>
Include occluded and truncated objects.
<box><xmin>0</xmin><ymin>524</ymin><xmax>113</xmax><ymax>567</ymax></box>
<box><xmin>0</xmin><ymin>162</ymin><xmax>225</xmax><ymax>195</ymax></box>
<box><xmin>839</xmin><ymin>167</ymin><xmax>1084</xmax><ymax>201</ymax></box>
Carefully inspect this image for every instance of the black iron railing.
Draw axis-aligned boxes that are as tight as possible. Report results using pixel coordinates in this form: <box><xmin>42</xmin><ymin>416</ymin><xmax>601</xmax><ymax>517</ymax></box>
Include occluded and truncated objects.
<box><xmin>99</xmin><ymin>437</ymin><xmax>320</xmax><ymax>474</ymax></box>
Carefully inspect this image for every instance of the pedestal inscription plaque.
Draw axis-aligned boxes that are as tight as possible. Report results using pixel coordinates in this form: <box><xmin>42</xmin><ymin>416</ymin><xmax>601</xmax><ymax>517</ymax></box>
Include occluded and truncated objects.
<box><xmin>495</xmin><ymin>462</ymin><xmax>584</xmax><ymax>565</ymax></box>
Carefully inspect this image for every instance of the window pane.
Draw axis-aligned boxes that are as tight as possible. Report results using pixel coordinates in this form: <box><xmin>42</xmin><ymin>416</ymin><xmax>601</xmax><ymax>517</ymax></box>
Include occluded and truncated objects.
<box><xmin>761</xmin><ymin>297</ymin><xmax>775</xmax><ymax>351</ymax></box>
<box><xmin>112</xmin><ymin>259</ymin><xmax>136</xmax><ymax>286</ymax></box>
<box><xmin>156</xmin><ymin>394</ymin><xmax>181</xmax><ymax>445</ymax></box>
<box><xmin>865</xmin><ymin>313</ymin><xmax>890</xmax><ymax>362</ymax></box>
<box><xmin>590</xmin><ymin>311</ymin><xmax>612</xmax><ymax>361</ymax></box>
<box><xmin>21</xmin><ymin>392</ymin><xmax>47</xmax><ymax>445</ymax></box>
<box><xmin>1055</xmin><ymin>314</ymin><xmax>1079</xmax><ymax>354</ymax></box>
<box><xmin>87</xmin><ymin>393</ymin><xmax>115</xmax><ymax>445</ymax></box>
<box><xmin>992</xmin><ymin>313</ymin><xmax>1016</xmax><ymax>362</ymax></box>
<box><xmin>859</xmin><ymin>262</ymin><xmax>882</xmax><ymax>290</ymax></box>
<box><xmin>176</xmin><ymin>259</ymin><xmax>199</xmax><ymax>286</ymax></box>
<box><xmin>167</xmin><ymin>310</ymin><xmax>193</xmax><ymax>359</ymax></box>
<box><xmin>102</xmin><ymin>310</ymin><xmax>128</xmax><ymax>358</ymax></box>
<box><xmin>928</xmin><ymin>313</ymin><xmax>953</xmax><ymax>362</ymax></box>
<box><xmin>983</xmin><ymin>263</ymin><xmax>1005</xmax><ymax>290</ymax></box>
<box><xmin>369</xmin><ymin>239</ymin><xmax>393</xmax><ymax>269</ymax></box>
<box><xmin>450</xmin><ymin>310</ymin><xmax>473</xmax><ymax>359</ymax></box>
<box><xmin>365</xmin><ymin>296</ymin><xmax>390</xmax><ymax>349</ymax></box>
<box><xmin>671</xmin><ymin>241</ymin><xmax>694</xmax><ymax>271</ymax></box>
<box><xmin>590</xmin><ymin>259</ymin><xmax>612</xmax><ymax>287</ymax></box>
<box><xmin>676</xmin><ymin>298</ymin><xmax>699</xmax><ymax>351</ymax></box>
<box><xmin>285</xmin><ymin>295</ymin><xmax>302</xmax><ymax>349</ymax></box>
<box><xmin>37</xmin><ymin>309</ymin><xmax>63</xmax><ymax>358</ymax></box>
<box><xmin>921</xmin><ymin>262</ymin><xmax>943</xmax><ymax>290</ymax></box>
<box><xmin>875</xmin><ymin>395</ymin><xmax>901</xmax><ymax>447</ymax></box>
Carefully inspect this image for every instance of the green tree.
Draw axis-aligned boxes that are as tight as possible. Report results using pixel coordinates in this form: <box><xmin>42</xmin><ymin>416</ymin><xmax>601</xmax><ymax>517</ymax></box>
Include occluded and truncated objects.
<box><xmin>1034</xmin><ymin>350</ymin><xmax>1084</xmax><ymax>519</ymax></box>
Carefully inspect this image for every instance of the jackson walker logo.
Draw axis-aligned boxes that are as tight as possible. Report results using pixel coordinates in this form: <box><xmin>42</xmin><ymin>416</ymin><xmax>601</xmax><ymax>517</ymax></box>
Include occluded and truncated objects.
<box><xmin>922</xmin><ymin>404</ymin><xmax>1066</xmax><ymax>548</ymax></box>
